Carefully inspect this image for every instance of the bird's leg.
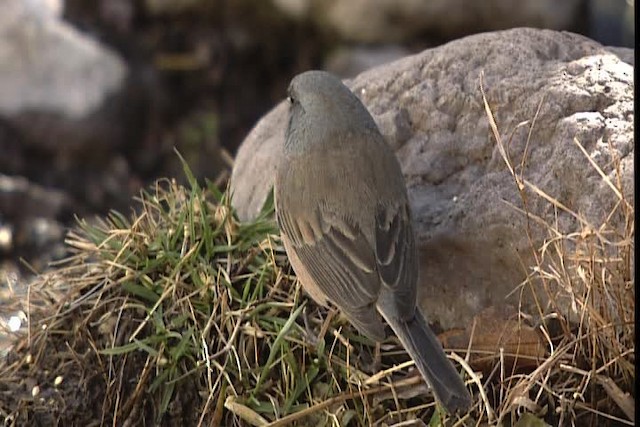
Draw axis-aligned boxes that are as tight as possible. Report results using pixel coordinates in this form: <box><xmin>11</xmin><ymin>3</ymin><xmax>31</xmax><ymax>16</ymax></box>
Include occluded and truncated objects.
<box><xmin>301</xmin><ymin>306</ymin><xmax>318</xmax><ymax>346</ymax></box>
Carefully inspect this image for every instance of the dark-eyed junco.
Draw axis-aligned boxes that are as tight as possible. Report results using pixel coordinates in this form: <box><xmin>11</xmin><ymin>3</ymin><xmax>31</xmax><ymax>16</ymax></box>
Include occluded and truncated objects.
<box><xmin>275</xmin><ymin>70</ymin><xmax>472</xmax><ymax>414</ymax></box>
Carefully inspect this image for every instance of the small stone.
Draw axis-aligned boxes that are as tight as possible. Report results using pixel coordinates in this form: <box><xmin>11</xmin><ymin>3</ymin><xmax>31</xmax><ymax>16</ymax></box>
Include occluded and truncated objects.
<box><xmin>0</xmin><ymin>225</ymin><xmax>12</xmax><ymax>252</ymax></box>
<box><xmin>8</xmin><ymin>315</ymin><xmax>21</xmax><ymax>332</ymax></box>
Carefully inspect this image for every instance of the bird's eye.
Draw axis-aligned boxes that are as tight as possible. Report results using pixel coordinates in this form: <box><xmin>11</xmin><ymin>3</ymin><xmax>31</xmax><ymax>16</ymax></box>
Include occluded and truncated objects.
<box><xmin>287</xmin><ymin>96</ymin><xmax>294</xmax><ymax>104</ymax></box>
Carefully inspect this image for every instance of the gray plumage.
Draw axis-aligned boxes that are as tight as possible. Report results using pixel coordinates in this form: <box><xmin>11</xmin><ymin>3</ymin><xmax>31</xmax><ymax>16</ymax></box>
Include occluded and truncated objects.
<box><xmin>275</xmin><ymin>70</ymin><xmax>472</xmax><ymax>414</ymax></box>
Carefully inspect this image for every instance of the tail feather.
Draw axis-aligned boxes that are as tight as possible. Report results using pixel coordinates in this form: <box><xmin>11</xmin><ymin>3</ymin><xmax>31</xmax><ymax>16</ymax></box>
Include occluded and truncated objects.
<box><xmin>383</xmin><ymin>309</ymin><xmax>472</xmax><ymax>414</ymax></box>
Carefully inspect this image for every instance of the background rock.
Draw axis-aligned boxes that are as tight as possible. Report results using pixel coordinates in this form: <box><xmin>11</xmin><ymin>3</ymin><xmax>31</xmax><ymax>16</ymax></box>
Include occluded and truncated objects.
<box><xmin>230</xmin><ymin>28</ymin><xmax>633</xmax><ymax>328</ymax></box>
<box><xmin>325</xmin><ymin>45</ymin><xmax>411</xmax><ymax>78</ymax></box>
<box><xmin>0</xmin><ymin>174</ymin><xmax>71</xmax><ymax>220</ymax></box>
<box><xmin>272</xmin><ymin>0</ymin><xmax>584</xmax><ymax>43</ymax></box>
<box><xmin>271</xmin><ymin>0</ymin><xmax>634</xmax><ymax>49</ymax></box>
<box><xmin>0</xmin><ymin>0</ymin><xmax>139</xmax><ymax>213</ymax></box>
<box><xmin>588</xmin><ymin>0</ymin><xmax>635</xmax><ymax>47</ymax></box>
<box><xmin>0</xmin><ymin>0</ymin><xmax>126</xmax><ymax>119</ymax></box>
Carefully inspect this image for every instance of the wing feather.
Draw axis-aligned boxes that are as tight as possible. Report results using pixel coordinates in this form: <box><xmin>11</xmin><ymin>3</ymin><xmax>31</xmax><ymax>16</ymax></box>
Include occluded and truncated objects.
<box><xmin>374</xmin><ymin>203</ymin><xmax>418</xmax><ymax>320</ymax></box>
<box><xmin>277</xmin><ymin>205</ymin><xmax>386</xmax><ymax>339</ymax></box>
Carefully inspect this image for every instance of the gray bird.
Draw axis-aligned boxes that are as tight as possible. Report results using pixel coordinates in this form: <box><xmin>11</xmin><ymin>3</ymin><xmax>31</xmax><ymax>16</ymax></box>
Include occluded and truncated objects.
<box><xmin>275</xmin><ymin>70</ymin><xmax>472</xmax><ymax>414</ymax></box>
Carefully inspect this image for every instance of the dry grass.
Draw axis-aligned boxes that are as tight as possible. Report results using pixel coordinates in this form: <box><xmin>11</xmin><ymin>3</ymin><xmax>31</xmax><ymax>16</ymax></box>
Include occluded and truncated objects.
<box><xmin>0</xmin><ymin>85</ymin><xmax>634</xmax><ymax>426</ymax></box>
<box><xmin>479</xmin><ymin>76</ymin><xmax>634</xmax><ymax>426</ymax></box>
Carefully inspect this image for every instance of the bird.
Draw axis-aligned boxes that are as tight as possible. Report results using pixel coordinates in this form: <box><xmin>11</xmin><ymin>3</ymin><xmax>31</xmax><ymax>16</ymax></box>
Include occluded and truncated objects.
<box><xmin>274</xmin><ymin>70</ymin><xmax>472</xmax><ymax>415</ymax></box>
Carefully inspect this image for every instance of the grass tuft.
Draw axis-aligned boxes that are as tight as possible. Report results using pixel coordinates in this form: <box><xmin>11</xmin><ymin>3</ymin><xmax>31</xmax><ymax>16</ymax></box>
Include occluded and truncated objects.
<box><xmin>0</xmin><ymin>161</ymin><xmax>467</xmax><ymax>426</ymax></box>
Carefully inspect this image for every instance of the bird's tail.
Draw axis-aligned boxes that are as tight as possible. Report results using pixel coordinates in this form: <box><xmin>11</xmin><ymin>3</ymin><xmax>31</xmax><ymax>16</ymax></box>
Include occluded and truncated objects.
<box><xmin>383</xmin><ymin>309</ymin><xmax>472</xmax><ymax>415</ymax></box>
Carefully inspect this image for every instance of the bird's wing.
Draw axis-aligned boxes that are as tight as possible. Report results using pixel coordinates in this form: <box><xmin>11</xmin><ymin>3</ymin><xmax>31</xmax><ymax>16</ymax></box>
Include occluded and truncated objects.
<box><xmin>374</xmin><ymin>202</ymin><xmax>418</xmax><ymax>320</ymax></box>
<box><xmin>277</xmin><ymin>204</ymin><xmax>379</xmax><ymax>308</ymax></box>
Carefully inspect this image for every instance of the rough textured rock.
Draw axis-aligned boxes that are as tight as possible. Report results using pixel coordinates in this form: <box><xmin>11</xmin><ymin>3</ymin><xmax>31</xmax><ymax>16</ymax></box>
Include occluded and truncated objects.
<box><xmin>230</xmin><ymin>28</ymin><xmax>634</xmax><ymax>328</ymax></box>
<box><xmin>272</xmin><ymin>0</ymin><xmax>583</xmax><ymax>43</ymax></box>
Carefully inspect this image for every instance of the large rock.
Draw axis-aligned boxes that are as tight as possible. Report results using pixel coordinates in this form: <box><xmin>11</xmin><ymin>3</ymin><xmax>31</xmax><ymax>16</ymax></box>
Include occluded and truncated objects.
<box><xmin>230</xmin><ymin>28</ymin><xmax>633</xmax><ymax>329</ymax></box>
<box><xmin>272</xmin><ymin>0</ymin><xmax>582</xmax><ymax>43</ymax></box>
